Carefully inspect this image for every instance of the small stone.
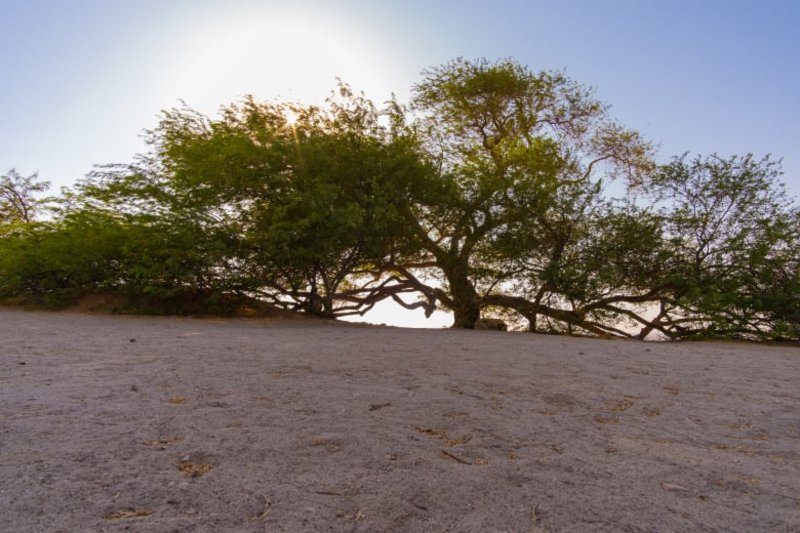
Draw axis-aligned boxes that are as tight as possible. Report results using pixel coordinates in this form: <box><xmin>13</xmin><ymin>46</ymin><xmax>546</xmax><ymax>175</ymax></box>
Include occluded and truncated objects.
<box><xmin>130</xmin><ymin>338</ymin><xmax>136</xmax><ymax>343</ymax></box>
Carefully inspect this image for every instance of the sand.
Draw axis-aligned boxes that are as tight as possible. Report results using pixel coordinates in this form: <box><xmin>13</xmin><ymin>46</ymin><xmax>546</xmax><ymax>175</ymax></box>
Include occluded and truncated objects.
<box><xmin>1</xmin><ymin>308</ymin><xmax>799</xmax><ymax>532</ymax></box>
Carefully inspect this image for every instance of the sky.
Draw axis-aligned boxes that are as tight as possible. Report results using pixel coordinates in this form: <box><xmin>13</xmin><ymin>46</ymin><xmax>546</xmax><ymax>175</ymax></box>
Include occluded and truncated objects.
<box><xmin>2</xmin><ymin>0</ymin><xmax>798</xmax><ymax>327</ymax></box>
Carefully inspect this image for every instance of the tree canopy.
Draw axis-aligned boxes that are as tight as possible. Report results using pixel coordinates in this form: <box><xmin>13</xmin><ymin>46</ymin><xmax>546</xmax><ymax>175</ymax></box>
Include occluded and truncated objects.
<box><xmin>402</xmin><ymin>58</ymin><xmax>654</xmax><ymax>328</ymax></box>
<box><xmin>1</xmin><ymin>58</ymin><xmax>797</xmax><ymax>341</ymax></box>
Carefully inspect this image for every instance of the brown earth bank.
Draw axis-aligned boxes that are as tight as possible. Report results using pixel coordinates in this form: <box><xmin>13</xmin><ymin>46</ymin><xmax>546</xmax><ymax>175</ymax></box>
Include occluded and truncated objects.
<box><xmin>1</xmin><ymin>308</ymin><xmax>799</xmax><ymax>532</ymax></box>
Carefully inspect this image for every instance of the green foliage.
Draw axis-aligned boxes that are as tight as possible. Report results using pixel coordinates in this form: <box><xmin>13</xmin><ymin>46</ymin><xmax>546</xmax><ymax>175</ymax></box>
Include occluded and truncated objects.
<box><xmin>646</xmin><ymin>154</ymin><xmax>800</xmax><ymax>339</ymax></box>
<box><xmin>405</xmin><ymin>57</ymin><xmax>654</xmax><ymax>328</ymax></box>
<box><xmin>1</xmin><ymin>59</ymin><xmax>797</xmax><ymax>342</ymax></box>
<box><xmin>20</xmin><ymin>84</ymin><xmax>431</xmax><ymax>318</ymax></box>
<box><xmin>0</xmin><ymin>169</ymin><xmax>51</xmax><ymax>225</ymax></box>
<box><xmin>193</xmin><ymin>88</ymin><xmax>425</xmax><ymax>316</ymax></box>
<box><xmin>0</xmin><ymin>215</ymin><xmax>118</xmax><ymax>307</ymax></box>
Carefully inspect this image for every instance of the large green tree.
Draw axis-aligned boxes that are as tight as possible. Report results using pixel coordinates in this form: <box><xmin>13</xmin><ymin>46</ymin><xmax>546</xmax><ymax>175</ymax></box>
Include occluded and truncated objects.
<box><xmin>404</xmin><ymin>58</ymin><xmax>654</xmax><ymax>328</ymax></box>
<box><xmin>73</xmin><ymin>85</ymin><xmax>431</xmax><ymax>317</ymax></box>
<box><xmin>2</xmin><ymin>59</ymin><xmax>797</xmax><ymax>341</ymax></box>
<box><xmin>640</xmin><ymin>154</ymin><xmax>800</xmax><ymax>340</ymax></box>
<box><xmin>481</xmin><ymin>154</ymin><xmax>800</xmax><ymax>341</ymax></box>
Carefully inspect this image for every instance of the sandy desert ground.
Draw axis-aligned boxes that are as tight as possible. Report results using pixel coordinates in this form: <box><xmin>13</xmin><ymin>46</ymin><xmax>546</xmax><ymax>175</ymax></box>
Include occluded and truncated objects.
<box><xmin>1</xmin><ymin>308</ymin><xmax>799</xmax><ymax>532</ymax></box>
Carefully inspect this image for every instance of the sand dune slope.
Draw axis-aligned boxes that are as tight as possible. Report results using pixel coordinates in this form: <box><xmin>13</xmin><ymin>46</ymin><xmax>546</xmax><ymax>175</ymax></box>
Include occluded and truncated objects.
<box><xmin>1</xmin><ymin>308</ymin><xmax>799</xmax><ymax>532</ymax></box>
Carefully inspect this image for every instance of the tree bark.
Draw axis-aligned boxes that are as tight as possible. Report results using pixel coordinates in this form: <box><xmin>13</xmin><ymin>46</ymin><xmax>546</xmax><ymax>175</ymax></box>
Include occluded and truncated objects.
<box><xmin>445</xmin><ymin>262</ymin><xmax>480</xmax><ymax>329</ymax></box>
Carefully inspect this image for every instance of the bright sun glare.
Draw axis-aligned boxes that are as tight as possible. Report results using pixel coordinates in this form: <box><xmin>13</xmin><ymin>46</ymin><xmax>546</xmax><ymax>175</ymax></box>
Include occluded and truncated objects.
<box><xmin>158</xmin><ymin>6</ymin><xmax>407</xmax><ymax>113</ymax></box>
<box><xmin>284</xmin><ymin>108</ymin><xmax>298</xmax><ymax>127</ymax></box>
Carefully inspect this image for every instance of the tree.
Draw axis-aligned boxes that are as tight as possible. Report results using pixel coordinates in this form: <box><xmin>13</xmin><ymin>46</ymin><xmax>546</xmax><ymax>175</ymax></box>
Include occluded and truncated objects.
<box><xmin>483</xmin><ymin>190</ymin><xmax>670</xmax><ymax>337</ymax></box>
<box><xmin>73</xmin><ymin>85</ymin><xmax>432</xmax><ymax>317</ymax></box>
<box><xmin>0</xmin><ymin>169</ymin><xmax>50</xmax><ymax>225</ymax></box>
<box><xmin>640</xmin><ymin>154</ymin><xmax>800</xmax><ymax>340</ymax></box>
<box><xmin>404</xmin><ymin>58</ymin><xmax>653</xmax><ymax>328</ymax></box>
<box><xmin>236</xmin><ymin>89</ymin><xmax>433</xmax><ymax>317</ymax></box>
<box><xmin>483</xmin><ymin>154</ymin><xmax>800</xmax><ymax>341</ymax></box>
<box><xmin>2</xmin><ymin>61</ymin><xmax>796</xmax><ymax>341</ymax></box>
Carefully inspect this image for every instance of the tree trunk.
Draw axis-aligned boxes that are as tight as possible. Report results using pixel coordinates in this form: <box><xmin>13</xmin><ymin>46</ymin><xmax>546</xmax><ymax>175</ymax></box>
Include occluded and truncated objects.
<box><xmin>446</xmin><ymin>263</ymin><xmax>480</xmax><ymax>329</ymax></box>
<box><xmin>305</xmin><ymin>282</ymin><xmax>330</xmax><ymax>317</ymax></box>
<box><xmin>452</xmin><ymin>296</ymin><xmax>480</xmax><ymax>328</ymax></box>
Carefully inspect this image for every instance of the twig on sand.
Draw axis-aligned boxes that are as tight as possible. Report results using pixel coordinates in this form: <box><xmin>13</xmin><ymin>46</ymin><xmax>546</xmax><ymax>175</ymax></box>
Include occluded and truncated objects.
<box><xmin>104</xmin><ymin>509</ymin><xmax>152</xmax><ymax>520</ymax></box>
<box><xmin>369</xmin><ymin>402</ymin><xmax>392</xmax><ymax>411</ymax></box>
<box><xmin>416</xmin><ymin>426</ymin><xmax>446</xmax><ymax>439</ymax></box>
<box><xmin>315</xmin><ymin>490</ymin><xmax>343</xmax><ymax>496</ymax></box>
<box><xmin>249</xmin><ymin>495</ymin><xmax>273</xmax><ymax>521</ymax></box>
<box><xmin>530</xmin><ymin>504</ymin><xmax>545</xmax><ymax>533</ymax></box>
<box><xmin>440</xmin><ymin>449</ymin><xmax>471</xmax><ymax>465</ymax></box>
<box><xmin>410</xmin><ymin>500</ymin><xmax>428</xmax><ymax>511</ymax></box>
<box><xmin>177</xmin><ymin>461</ymin><xmax>213</xmax><ymax>477</ymax></box>
<box><xmin>337</xmin><ymin>510</ymin><xmax>365</xmax><ymax>522</ymax></box>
